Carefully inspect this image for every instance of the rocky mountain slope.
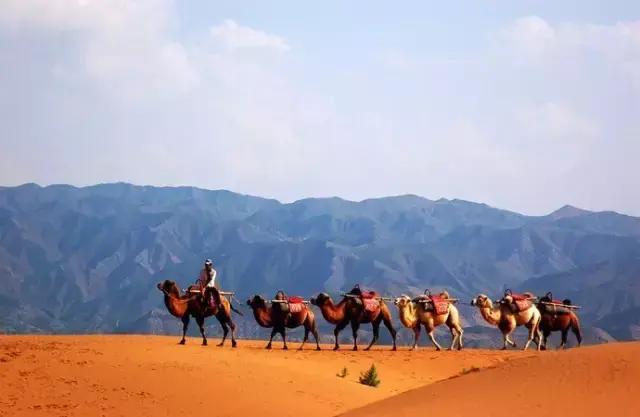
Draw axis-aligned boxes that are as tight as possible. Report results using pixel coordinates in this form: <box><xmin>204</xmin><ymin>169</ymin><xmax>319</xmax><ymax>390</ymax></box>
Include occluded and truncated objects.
<box><xmin>1</xmin><ymin>183</ymin><xmax>639</xmax><ymax>347</ymax></box>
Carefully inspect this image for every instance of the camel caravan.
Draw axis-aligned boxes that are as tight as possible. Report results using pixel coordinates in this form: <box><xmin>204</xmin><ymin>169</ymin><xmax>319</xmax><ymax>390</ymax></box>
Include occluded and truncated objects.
<box><xmin>157</xmin><ymin>259</ymin><xmax>582</xmax><ymax>351</ymax></box>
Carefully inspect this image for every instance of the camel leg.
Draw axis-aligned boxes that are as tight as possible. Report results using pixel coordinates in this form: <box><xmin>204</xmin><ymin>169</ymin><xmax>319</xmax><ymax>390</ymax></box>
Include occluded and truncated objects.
<box><xmin>195</xmin><ymin>316</ymin><xmax>207</xmax><ymax>346</ymax></box>
<box><xmin>216</xmin><ymin>316</ymin><xmax>228</xmax><ymax>347</ymax></box>
<box><xmin>411</xmin><ymin>324</ymin><xmax>421</xmax><ymax>350</ymax></box>
<box><xmin>541</xmin><ymin>329</ymin><xmax>550</xmax><ymax>351</ymax></box>
<box><xmin>179</xmin><ymin>315</ymin><xmax>189</xmax><ymax>345</ymax></box>
<box><xmin>299</xmin><ymin>326</ymin><xmax>309</xmax><ymax>351</ymax></box>
<box><xmin>382</xmin><ymin>313</ymin><xmax>398</xmax><ymax>351</ymax></box>
<box><xmin>447</xmin><ymin>326</ymin><xmax>457</xmax><ymax>351</ymax></box>
<box><xmin>280</xmin><ymin>327</ymin><xmax>288</xmax><ymax>350</ymax></box>
<box><xmin>333</xmin><ymin>320</ymin><xmax>349</xmax><ymax>351</ymax></box>
<box><xmin>559</xmin><ymin>328</ymin><xmax>569</xmax><ymax>349</ymax></box>
<box><xmin>427</xmin><ymin>329</ymin><xmax>443</xmax><ymax>351</ymax></box>
<box><xmin>523</xmin><ymin>318</ymin><xmax>540</xmax><ymax>351</ymax></box>
<box><xmin>364</xmin><ymin>317</ymin><xmax>381</xmax><ymax>351</ymax></box>
<box><xmin>351</xmin><ymin>320</ymin><xmax>361</xmax><ymax>351</ymax></box>
<box><xmin>309</xmin><ymin>315</ymin><xmax>321</xmax><ymax>351</ymax></box>
<box><xmin>571</xmin><ymin>320</ymin><xmax>582</xmax><ymax>347</ymax></box>
<box><xmin>502</xmin><ymin>328</ymin><xmax>517</xmax><ymax>350</ymax></box>
<box><xmin>456</xmin><ymin>325</ymin><xmax>464</xmax><ymax>350</ymax></box>
<box><xmin>266</xmin><ymin>328</ymin><xmax>277</xmax><ymax>350</ymax></box>
<box><xmin>229</xmin><ymin>319</ymin><xmax>238</xmax><ymax>348</ymax></box>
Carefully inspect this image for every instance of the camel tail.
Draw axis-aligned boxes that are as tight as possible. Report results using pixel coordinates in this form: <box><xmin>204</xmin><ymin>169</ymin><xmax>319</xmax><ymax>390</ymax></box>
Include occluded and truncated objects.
<box><xmin>571</xmin><ymin>313</ymin><xmax>582</xmax><ymax>345</ymax></box>
<box><xmin>229</xmin><ymin>298</ymin><xmax>244</xmax><ymax>316</ymax></box>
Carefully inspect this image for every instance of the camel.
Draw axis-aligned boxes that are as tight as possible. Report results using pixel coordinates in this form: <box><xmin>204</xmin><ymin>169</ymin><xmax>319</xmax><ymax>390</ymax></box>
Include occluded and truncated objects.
<box><xmin>246</xmin><ymin>292</ymin><xmax>321</xmax><ymax>351</ymax></box>
<box><xmin>535</xmin><ymin>292</ymin><xmax>583</xmax><ymax>350</ymax></box>
<box><xmin>394</xmin><ymin>290</ymin><xmax>464</xmax><ymax>351</ymax></box>
<box><xmin>471</xmin><ymin>291</ymin><xmax>541</xmax><ymax>351</ymax></box>
<box><xmin>309</xmin><ymin>285</ymin><xmax>397</xmax><ymax>351</ymax></box>
<box><xmin>157</xmin><ymin>280</ymin><xmax>243</xmax><ymax>347</ymax></box>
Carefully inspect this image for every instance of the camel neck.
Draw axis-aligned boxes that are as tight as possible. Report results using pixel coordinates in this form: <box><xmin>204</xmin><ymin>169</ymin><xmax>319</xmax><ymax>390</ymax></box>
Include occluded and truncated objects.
<box><xmin>320</xmin><ymin>298</ymin><xmax>347</xmax><ymax>324</ymax></box>
<box><xmin>479</xmin><ymin>305</ymin><xmax>501</xmax><ymax>325</ymax></box>
<box><xmin>252</xmin><ymin>306</ymin><xmax>273</xmax><ymax>328</ymax></box>
<box><xmin>164</xmin><ymin>292</ymin><xmax>189</xmax><ymax>318</ymax></box>
<box><xmin>398</xmin><ymin>303</ymin><xmax>418</xmax><ymax>328</ymax></box>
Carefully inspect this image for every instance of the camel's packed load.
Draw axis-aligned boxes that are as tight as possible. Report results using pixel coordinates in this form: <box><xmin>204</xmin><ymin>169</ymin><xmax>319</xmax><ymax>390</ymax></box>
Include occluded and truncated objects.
<box><xmin>537</xmin><ymin>292</ymin><xmax>581</xmax><ymax>315</ymax></box>
<box><xmin>341</xmin><ymin>284</ymin><xmax>387</xmax><ymax>312</ymax></box>
<box><xmin>412</xmin><ymin>289</ymin><xmax>459</xmax><ymax>315</ymax></box>
<box><xmin>499</xmin><ymin>289</ymin><xmax>537</xmax><ymax>313</ymax></box>
<box><xmin>271</xmin><ymin>290</ymin><xmax>308</xmax><ymax>314</ymax></box>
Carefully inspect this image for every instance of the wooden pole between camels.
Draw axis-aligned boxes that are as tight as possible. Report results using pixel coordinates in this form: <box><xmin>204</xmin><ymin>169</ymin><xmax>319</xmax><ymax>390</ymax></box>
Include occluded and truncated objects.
<box><xmin>340</xmin><ymin>293</ymin><xmax>395</xmax><ymax>302</ymax></box>
<box><xmin>270</xmin><ymin>299</ymin><xmax>311</xmax><ymax>304</ymax></box>
<box><xmin>538</xmin><ymin>300</ymin><xmax>582</xmax><ymax>310</ymax></box>
<box><xmin>415</xmin><ymin>298</ymin><xmax>460</xmax><ymax>304</ymax></box>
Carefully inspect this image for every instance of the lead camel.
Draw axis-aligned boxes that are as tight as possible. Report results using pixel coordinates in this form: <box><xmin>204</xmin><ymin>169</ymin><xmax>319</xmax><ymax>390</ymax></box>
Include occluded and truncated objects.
<box><xmin>157</xmin><ymin>280</ymin><xmax>242</xmax><ymax>347</ymax></box>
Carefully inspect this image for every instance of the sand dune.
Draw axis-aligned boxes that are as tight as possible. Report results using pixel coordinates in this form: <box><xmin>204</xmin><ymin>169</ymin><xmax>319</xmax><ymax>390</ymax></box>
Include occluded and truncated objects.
<box><xmin>338</xmin><ymin>342</ymin><xmax>640</xmax><ymax>417</ymax></box>
<box><xmin>1</xmin><ymin>335</ymin><xmax>531</xmax><ymax>417</ymax></box>
<box><xmin>1</xmin><ymin>336</ymin><xmax>637</xmax><ymax>417</ymax></box>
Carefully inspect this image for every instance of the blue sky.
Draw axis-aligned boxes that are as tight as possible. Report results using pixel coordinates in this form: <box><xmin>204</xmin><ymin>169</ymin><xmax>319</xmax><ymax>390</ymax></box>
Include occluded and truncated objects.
<box><xmin>1</xmin><ymin>1</ymin><xmax>639</xmax><ymax>215</ymax></box>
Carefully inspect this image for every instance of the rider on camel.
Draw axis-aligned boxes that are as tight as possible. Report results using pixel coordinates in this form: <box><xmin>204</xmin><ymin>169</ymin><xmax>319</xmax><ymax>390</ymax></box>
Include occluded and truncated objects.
<box><xmin>199</xmin><ymin>259</ymin><xmax>219</xmax><ymax>308</ymax></box>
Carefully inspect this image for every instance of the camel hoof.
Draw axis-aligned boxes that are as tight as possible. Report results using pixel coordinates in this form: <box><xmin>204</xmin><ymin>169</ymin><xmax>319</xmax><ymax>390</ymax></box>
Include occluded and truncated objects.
<box><xmin>202</xmin><ymin>341</ymin><xmax>208</xmax><ymax>346</ymax></box>
<box><xmin>283</xmin><ymin>346</ymin><xmax>288</xmax><ymax>350</ymax></box>
<box><xmin>316</xmin><ymin>347</ymin><xmax>321</xmax><ymax>351</ymax></box>
<box><xmin>333</xmin><ymin>346</ymin><xmax>340</xmax><ymax>351</ymax></box>
<box><xmin>265</xmin><ymin>345</ymin><xmax>272</xmax><ymax>350</ymax></box>
<box><xmin>458</xmin><ymin>346</ymin><xmax>463</xmax><ymax>351</ymax></box>
<box><xmin>178</xmin><ymin>340</ymin><xmax>186</xmax><ymax>345</ymax></box>
<box><xmin>352</xmin><ymin>347</ymin><xmax>358</xmax><ymax>351</ymax></box>
<box><xmin>501</xmin><ymin>347</ymin><xmax>507</xmax><ymax>351</ymax></box>
<box><xmin>216</xmin><ymin>343</ymin><xmax>224</xmax><ymax>347</ymax></box>
<box><xmin>232</xmin><ymin>341</ymin><xmax>238</xmax><ymax>348</ymax></box>
<box><xmin>363</xmin><ymin>347</ymin><xmax>371</xmax><ymax>351</ymax></box>
<box><xmin>391</xmin><ymin>346</ymin><xmax>397</xmax><ymax>351</ymax></box>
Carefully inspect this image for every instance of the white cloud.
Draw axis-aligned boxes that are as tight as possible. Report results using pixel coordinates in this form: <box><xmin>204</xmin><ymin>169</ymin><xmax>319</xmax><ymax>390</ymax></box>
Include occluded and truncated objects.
<box><xmin>210</xmin><ymin>19</ymin><xmax>290</xmax><ymax>52</ymax></box>
<box><xmin>0</xmin><ymin>4</ymin><xmax>639</xmax><ymax>215</ymax></box>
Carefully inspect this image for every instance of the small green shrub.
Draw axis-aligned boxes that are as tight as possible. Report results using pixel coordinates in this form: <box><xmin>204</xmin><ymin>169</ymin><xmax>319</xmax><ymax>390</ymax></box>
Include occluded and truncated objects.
<box><xmin>336</xmin><ymin>367</ymin><xmax>349</xmax><ymax>378</ymax></box>
<box><xmin>358</xmin><ymin>364</ymin><xmax>381</xmax><ymax>387</ymax></box>
<box><xmin>459</xmin><ymin>366</ymin><xmax>481</xmax><ymax>376</ymax></box>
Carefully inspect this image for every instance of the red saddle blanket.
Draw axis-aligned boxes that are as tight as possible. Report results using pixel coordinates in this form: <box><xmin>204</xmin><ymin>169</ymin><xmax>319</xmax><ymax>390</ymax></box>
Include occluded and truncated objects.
<box><xmin>429</xmin><ymin>295</ymin><xmax>450</xmax><ymax>315</ymax></box>
<box><xmin>286</xmin><ymin>296</ymin><xmax>306</xmax><ymax>313</ymax></box>
<box><xmin>363</xmin><ymin>299</ymin><xmax>380</xmax><ymax>312</ymax></box>
<box><xmin>508</xmin><ymin>293</ymin><xmax>532</xmax><ymax>310</ymax></box>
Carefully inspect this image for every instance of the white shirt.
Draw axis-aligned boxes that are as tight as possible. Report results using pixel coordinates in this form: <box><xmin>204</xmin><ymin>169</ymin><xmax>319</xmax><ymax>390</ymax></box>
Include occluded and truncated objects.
<box><xmin>199</xmin><ymin>268</ymin><xmax>217</xmax><ymax>288</ymax></box>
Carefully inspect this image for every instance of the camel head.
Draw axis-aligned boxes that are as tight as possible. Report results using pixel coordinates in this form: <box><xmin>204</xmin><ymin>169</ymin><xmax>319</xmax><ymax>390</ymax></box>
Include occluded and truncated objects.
<box><xmin>471</xmin><ymin>294</ymin><xmax>493</xmax><ymax>308</ymax></box>
<box><xmin>309</xmin><ymin>292</ymin><xmax>331</xmax><ymax>307</ymax></box>
<box><xmin>157</xmin><ymin>280</ymin><xmax>178</xmax><ymax>294</ymax></box>
<box><xmin>246</xmin><ymin>294</ymin><xmax>268</xmax><ymax>309</ymax></box>
<box><xmin>393</xmin><ymin>295</ymin><xmax>412</xmax><ymax>308</ymax></box>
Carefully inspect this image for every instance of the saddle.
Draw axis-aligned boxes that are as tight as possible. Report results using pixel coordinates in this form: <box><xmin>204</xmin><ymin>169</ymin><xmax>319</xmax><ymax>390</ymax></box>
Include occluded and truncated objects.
<box><xmin>414</xmin><ymin>289</ymin><xmax>450</xmax><ymax>315</ymax></box>
<box><xmin>501</xmin><ymin>289</ymin><xmax>532</xmax><ymax>313</ymax></box>
<box><xmin>272</xmin><ymin>292</ymin><xmax>306</xmax><ymax>314</ymax></box>
<box><xmin>538</xmin><ymin>292</ymin><xmax>572</xmax><ymax>316</ymax></box>
<box><xmin>348</xmin><ymin>285</ymin><xmax>380</xmax><ymax>312</ymax></box>
<box><xmin>194</xmin><ymin>279</ymin><xmax>218</xmax><ymax>310</ymax></box>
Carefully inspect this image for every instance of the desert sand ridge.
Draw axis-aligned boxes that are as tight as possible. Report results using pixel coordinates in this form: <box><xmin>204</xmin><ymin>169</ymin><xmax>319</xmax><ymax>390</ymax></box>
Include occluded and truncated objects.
<box><xmin>1</xmin><ymin>336</ymin><xmax>638</xmax><ymax>417</ymax></box>
<box><xmin>337</xmin><ymin>341</ymin><xmax>640</xmax><ymax>417</ymax></box>
<box><xmin>1</xmin><ymin>335</ymin><xmax>533</xmax><ymax>417</ymax></box>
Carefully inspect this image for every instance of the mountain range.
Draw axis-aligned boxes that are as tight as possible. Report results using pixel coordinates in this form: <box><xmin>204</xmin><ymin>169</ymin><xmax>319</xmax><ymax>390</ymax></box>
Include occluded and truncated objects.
<box><xmin>1</xmin><ymin>182</ymin><xmax>639</xmax><ymax>348</ymax></box>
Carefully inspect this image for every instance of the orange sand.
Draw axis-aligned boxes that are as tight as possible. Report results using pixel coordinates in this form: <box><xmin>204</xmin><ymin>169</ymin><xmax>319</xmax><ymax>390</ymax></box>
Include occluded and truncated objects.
<box><xmin>0</xmin><ymin>336</ymin><xmax>636</xmax><ymax>417</ymax></box>
<box><xmin>339</xmin><ymin>341</ymin><xmax>640</xmax><ymax>417</ymax></box>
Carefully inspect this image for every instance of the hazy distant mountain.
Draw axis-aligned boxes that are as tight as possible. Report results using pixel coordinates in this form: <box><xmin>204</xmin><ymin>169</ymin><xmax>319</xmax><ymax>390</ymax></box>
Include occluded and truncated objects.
<box><xmin>1</xmin><ymin>182</ymin><xmax>639</xmax><ymax>347</ymax></box>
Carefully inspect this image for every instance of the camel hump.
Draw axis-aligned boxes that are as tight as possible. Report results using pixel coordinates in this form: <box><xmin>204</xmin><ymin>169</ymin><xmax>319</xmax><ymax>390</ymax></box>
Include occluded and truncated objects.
<box><xmin>439</xmin><ymin>290</ymin><xmax>450</xmax><ymax>299</ymax></box>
